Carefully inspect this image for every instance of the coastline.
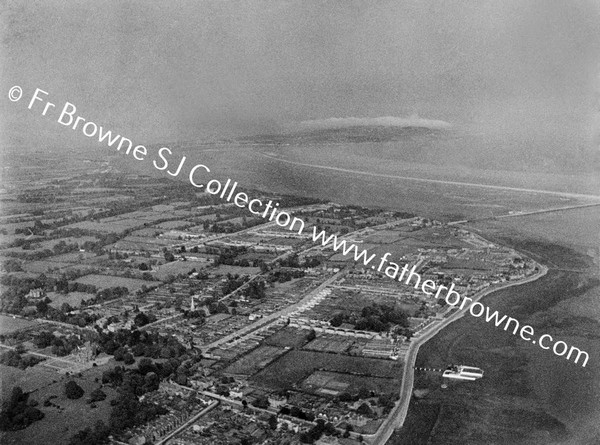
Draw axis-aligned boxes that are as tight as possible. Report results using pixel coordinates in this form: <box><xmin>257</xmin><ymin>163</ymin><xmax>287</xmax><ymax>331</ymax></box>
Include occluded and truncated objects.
<box><xmin>368</xmin><ymin>260</ymin><xmax>549</xmax><ymax>445</ymax></box>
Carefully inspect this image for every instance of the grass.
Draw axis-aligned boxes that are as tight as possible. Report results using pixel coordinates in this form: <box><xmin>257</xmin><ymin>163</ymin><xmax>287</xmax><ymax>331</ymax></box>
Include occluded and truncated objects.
<box><xmin>0</xmin><ymin>315</ymin><xmax>38</xmax><ymax>335</ymax></box>
<box><xmin>388</xmin><ymin>401</ymin><xmax>441</xmax><ymax>445</ymax></box>
<box><xmin>1</xmin><ymin>366</ymin><xmax>118</xmax><ymax>445</ymax></box>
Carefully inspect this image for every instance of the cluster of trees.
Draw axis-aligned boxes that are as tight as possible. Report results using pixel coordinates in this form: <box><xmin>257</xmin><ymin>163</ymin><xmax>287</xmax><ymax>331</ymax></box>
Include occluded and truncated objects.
<box><xmin>65</xmin><ymin>380</ymin><xmax>85</xmax><ymax>399</ymax></box>
<box><xmin>0</xmin><ymin>386</ymin><xmax>44</xmax><ymax>431</ymax></box>
<box><xmin>3</xmin><ymin>246</ymin><xmax>56</xmax><ymax>260</ymax></box>
<box><xmin>98</xmin><ymin>329</ymin><xmax>187</xmax><ymax>362</ymax></box>
<box><xmin>55</xmin><ymin>277</ymin><xmax>98</xmax><ymax>294</ymax></box>
<box><xmin>34</xmin><ymin>302</ymin><xmax>98</xmax><ymax>327</ymax></box>
<box><xmin>267</xmin><ymin>269</ymin><xmax>305</xmax><ymax>284</ymax></box>
<box><xmin>330</xmin><ymin>303</ymin><xmax>409</xmax><ymax>333</ymax></box>
<box><xmin>132</xmin><ymin>311</ymin><xmax>156</xmax><ymax>327</ymax></box>
<box><xmin>299</xmin><ymin>418</ymin><xmax>338</xmax><ymax>444</ymax></box>
<box><xmin>70</xmin><ymin>358</ymin><xmax>178</xmax><ymax>444</ymax></box>
<box><xmin>0</xmin><ymin>272</ymin><xmax>122</xmax><ymax>326</ymax></box>
<box><xmin>0</xmin><ymin>349</ymin><xmax>45</xmax><ymax>369</ymax></box>
<box><xmin>214</xmin><ymin>246</ymin><xmax>247</xmax><ymax>265</ymax></box>
<box><xmin>221</xmin><ymin>273</ymin><xmax>249</xmax><ymax>295</ymax></box>
<box><xmin>88</xmin><ymin>286</ymin><xmax>129</xmax><ymax>305</ymax></box>
<box><xmin>51</xmin><ymin>240</ymin><xmax>80</xmax><ymax>255</ymax></box>
<box><xmin>33</xmin><ymin>331</ymin><xmax>83</xmax><ymax>356</ymax></box>
<box><xmin>2</xmin><ymin>259</ymin><xmax>23</xmax><ymax>273</ymax></box>
<box><xmin>68</xmin><ymin>420</ymin><xmax>110</xmax><ymax>445</ymax></box>
<box><xmin>302</xmin><ymin>257</ymin><xmax>322</xmax><ymax>268</ymax></box>
<box><xmin>243</xmin><ymin>280</ymin><xmax>266</xmax><ymax>300</ymax></box>
<box><xmin>208</xmin><ymin>301</ymin><xmax>229</xmax><ymax>315</ymax></box>
<box><xmin>112</xmin><ymin>347</ymin><xmax>135</xmax><ymax>365</ymax></box>
<box><xmin>337</xmin><ymin>389</ymin><xmax>396</xmax><ymax>413</ymax></box>
<box><xmin>278</xmin><ymin>254</ymin><xmax>300</xmax><ymax>268</ymax></box>
<box><xmin>279</xmin><ymin>405</ymin><xmax>315</xmax><ymax>421</ymax></box>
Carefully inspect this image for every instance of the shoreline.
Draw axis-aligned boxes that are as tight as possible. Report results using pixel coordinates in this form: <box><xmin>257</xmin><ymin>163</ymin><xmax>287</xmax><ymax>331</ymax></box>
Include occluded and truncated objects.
<box><xmin>368</xmin><ymin>260</ymin><xmax>549</xmax><ymax>445</ymax></box>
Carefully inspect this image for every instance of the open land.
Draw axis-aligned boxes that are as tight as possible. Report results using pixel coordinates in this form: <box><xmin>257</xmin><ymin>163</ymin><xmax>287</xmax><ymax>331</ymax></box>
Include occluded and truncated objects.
<box><xmin>1</xmin><ymin>151</ymin><xmax>598</xmax><ymax>445</ymax></box>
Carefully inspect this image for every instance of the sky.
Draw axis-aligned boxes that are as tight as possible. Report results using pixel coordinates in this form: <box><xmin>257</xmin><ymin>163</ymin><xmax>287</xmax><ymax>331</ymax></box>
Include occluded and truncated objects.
<box><xmin>1</xmin><ymin>0</ymin><xmax>600</xmax><ymax>167</ymax></box>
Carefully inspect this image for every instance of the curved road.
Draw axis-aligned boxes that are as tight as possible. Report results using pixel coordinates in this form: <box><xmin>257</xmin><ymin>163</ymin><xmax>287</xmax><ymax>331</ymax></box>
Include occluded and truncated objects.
<box><xmin>367</xmin><ymin>264</ymin><xmax>549</xmax><ymax>445</ymax></box>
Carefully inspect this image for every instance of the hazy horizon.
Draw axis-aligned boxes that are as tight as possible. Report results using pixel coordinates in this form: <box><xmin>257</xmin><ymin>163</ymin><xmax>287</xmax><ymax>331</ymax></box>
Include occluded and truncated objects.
<box><xmin>2</xmin><ymin>0</ymin><xmax>600</xmax><ymax>175</ymax></box>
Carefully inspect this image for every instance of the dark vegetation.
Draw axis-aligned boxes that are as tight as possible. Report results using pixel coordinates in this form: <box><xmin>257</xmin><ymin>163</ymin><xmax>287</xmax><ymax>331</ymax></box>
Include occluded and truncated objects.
<box><xmin>0</xmin><ymin>349</ymin><xmax>45</xmax><ymax>369</ymax></box>
<box><xmin>0</xmin><ymin>387</ymin><xmax>44</xmax><ymax>431</ymax></box>
<box><xmin>330</xmin><ymin>303</ymin><xmax>410</xmax><ymax>332</ymax></box>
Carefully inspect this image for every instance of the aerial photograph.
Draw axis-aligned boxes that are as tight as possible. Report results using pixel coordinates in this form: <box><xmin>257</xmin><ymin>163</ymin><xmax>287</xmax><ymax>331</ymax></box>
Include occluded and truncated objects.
<box><xmin>1</xmin><ymin>1</ymin><xmax>599</xmax><ymax>444</ymax></box>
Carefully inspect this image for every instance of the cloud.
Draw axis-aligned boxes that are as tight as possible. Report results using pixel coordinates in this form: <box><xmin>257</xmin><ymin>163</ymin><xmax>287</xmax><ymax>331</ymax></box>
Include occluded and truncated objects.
<box><xmin>296</xmin><ymin>115</ymin><xmax>452</xmax><ymax>131</ymax></box>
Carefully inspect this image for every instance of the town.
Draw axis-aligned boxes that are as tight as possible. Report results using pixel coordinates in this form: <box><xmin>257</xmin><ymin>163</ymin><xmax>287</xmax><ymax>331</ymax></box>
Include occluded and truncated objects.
<box><xmin>0</xmin><ymin>153</ymin><xmax>538</xmax><ymax>445</ymax></box>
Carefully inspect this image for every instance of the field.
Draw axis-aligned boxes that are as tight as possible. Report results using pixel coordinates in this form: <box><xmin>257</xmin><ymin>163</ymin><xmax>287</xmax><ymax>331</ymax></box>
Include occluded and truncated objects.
<box><xmin>1</xmin><ymin>367</ymin><xmax>118</xmax><ymax>445</ymax></box>
<box><xmin>48</xmin><ymin>252</ymin><xmax>98</xmax><ymax>263</ymax></box>
<box><xmin>264</xmin><ymin>326</ymin><xmax>312</xmax><ymax>348</ymax></box>
<box><xmin>0</xmin><ymin>363</ymin><xmax>58</xmax><ymax>400</ymax></box>
<box><xmin>21</xmin><ymin>260</ymin><xmax>77</xmax><ymax>274</ymax></box>
<box><xmin>300</xmin><ymin>369</ymin><xmax>398</xmax><ymax>396</ymax></box>
<box><xmin>65</xmin><ymin>220</ymin><xmax>141</xmax><ymax>233</ymax></box>
<box><xmin>73</xmin><ymin>274</ymin><xmax>149</xmax><ymax>292</ymax></box>
<box><xmin>154</xmin><ymin>220</ymin><xmax>192</xmax><ymax>229</ymax></box>
<box><xmin>250</xmin><ymin>350</ymin><xmax>402</xmax><ymax>391</ymax></box>
<box><xmin>223</xmin><ymin>345</ymin><xmax>288</xmax><ymax>376</ymax></box>
<box><xmin>47</xmin><ymin>292</ymin><xmax>93</xmax><ymax>308</ymax></box>
<box><xmin>364</xmin><ymin>230</ymin><xmax>404</xmax><ymax>244</ymax></box>
<box><xmin>303</xmin><ymin>335</ymin><xmax>355</xmax><ymax>354</ymax></box>
<box><xmin>0</xmin><ymin>315</ymin><xmax>38</xmax><ymax>335</ymax></box>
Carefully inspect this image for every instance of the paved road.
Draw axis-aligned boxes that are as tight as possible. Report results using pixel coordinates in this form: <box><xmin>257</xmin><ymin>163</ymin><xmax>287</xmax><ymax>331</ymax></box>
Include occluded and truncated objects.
<box><xmin>367</xmin><ymin>265</ymin><xmax>549</xmax><ymax>445</ymax></box>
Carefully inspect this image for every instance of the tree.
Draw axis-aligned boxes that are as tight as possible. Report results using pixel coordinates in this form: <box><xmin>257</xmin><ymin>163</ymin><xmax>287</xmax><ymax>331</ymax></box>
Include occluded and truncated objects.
<box><xmin>134</xmin><ymin>312</ymin><xmax>150</xmax><ymax>327</ymax></box>
<box><xmin>113</xmin><ymin>347</ymin><xmax>126</xmax><ymax>361</ymax></box>
<box><xmin>268</xmin><ymin>414</ymin><xmax>278</xmax><ymax>430</ymax></box>
<box><xmin>356</xmin><ymin>402</ymin><xmax>373</xmax><ymax>417</ymax></box>
<box><xmin>89</xmin><ymin>388</ymin><xmax>106</xmax><ymax>403</ymax></box>
<box><xmin>65</xmin><ymin>381</ymin><xmax>84</xmax><ymax>399</ymax></box>
<box><xmin>123</xmin><ymin>353</ymin><xmax>135</xmax><ymax>365</ymax></box>
<box><xmin>36</xmin><ymin>298</ymin><xmax>50</xmax><ymax>315</ymax></box>
<box><xmin>0</xmin><ymin>386</ymin><xmax>44</xmax><ymax>431</ymax></box>
<box><xmin>252</xmin><ymin>396</ymin><xmax>269</xmax><ymax>409</ymax></box>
